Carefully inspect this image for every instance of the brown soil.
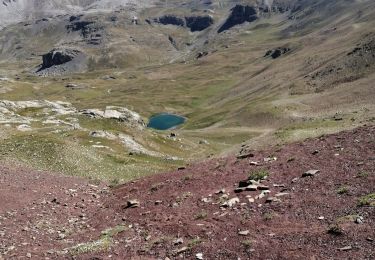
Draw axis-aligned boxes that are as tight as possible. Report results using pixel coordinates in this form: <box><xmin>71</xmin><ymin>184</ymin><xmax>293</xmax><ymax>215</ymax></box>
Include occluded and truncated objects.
<box><xmin>1</xmin><ymin>125</ymin><xmax>374</xmax><ymax>259</ymax></box>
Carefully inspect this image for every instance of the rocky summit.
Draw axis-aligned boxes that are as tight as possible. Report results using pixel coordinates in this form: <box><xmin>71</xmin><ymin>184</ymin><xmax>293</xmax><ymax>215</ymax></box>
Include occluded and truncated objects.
<box><xmin>0</xmin><ymin>0</ymin><xmax>374</xmax><ymax>259</ymax></box>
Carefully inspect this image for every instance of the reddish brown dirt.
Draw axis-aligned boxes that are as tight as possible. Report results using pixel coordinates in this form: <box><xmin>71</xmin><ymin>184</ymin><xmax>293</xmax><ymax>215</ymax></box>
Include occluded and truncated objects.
<box><xmin>0</xmin><ymin>125</ymin><xmax>374</xmax><ymax>259</ymax></box>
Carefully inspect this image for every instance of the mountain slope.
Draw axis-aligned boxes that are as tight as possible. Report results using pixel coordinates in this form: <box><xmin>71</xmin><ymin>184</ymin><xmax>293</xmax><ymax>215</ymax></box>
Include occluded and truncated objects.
<box><xmin>0</xmin><ymin>125</ymin><xmax>373</xmax><ymax>259</ymax></box>
<box><xmin>0</xmin><ymin>0</ymin><xmax>374</xmax><ymax>183</ymax></box>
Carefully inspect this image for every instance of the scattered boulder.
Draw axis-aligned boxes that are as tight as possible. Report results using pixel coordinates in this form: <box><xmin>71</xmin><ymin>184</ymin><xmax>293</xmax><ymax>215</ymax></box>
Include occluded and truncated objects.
<box><xmin>218</xmin><ymin>5</ymin><xmax>258</xmax><ymax>33</ymax></box>
<box><xmin>197</xmin><ymin>51</ymin><xmax>209</xmax><ymax>59</ymax></box>
<box><xmin>264</xmin><ymin>47</ymin><xmax>291</xmax><ymax>59</ymax></box>
<box><xmin>236</xmin><ymin>152</ymin><xmax>255</xmax><ymax>159</ymax></box>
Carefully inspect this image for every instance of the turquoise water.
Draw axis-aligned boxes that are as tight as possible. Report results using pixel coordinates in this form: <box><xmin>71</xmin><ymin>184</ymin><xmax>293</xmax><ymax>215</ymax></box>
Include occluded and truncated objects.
<box><xmin>147</xmin><ymin>113</ymin><xmax>186</xmax><ymax>130</ymax></box>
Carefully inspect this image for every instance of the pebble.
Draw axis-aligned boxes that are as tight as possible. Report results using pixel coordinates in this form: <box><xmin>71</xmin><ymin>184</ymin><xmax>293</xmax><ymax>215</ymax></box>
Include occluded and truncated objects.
<box><xmin>318</xmin><ymin>216</ymin><xmax>325</xmax><ymax>220</ymax></box>
<box><xmin>196</xmin><ymin>253</ymin><xmax>204</xmax><ymax>260</ymax></box>
<box><xmin>275</xmin><ymin>192</ymin><xmax>289</xmax><ymax>197</ymax></box>
<box><xmin>338</xmin><ymin>246</ymin><xmax>352</xmax><ymax>251</ymax></box>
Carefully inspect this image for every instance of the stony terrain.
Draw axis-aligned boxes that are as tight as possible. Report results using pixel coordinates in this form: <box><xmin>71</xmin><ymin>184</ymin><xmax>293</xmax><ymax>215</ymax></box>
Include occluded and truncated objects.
<box><xmin>1</xmin><ymin>125</ymin><xmax>373</xmax><ymax>259</ymax></box>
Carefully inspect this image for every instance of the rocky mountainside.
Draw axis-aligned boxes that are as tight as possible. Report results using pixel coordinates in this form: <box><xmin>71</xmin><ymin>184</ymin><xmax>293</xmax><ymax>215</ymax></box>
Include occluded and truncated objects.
<box><xmin>0</xmin><ymin>0</ymin><xmax>373</xmax><ymax>179</ymax></box>
<box><xmin>0</xmin><ymin>0</ymin><xmax>153</xmax><ymax>28</ymax></box>
<box><xmin>0</xmin><ymin>0</ymin><xmax>374</xmax><ymax>259</ymax></box>
<box><xmin>0</xmin><ymin>125</ymin><xmax>373</xmax><ymax>259</ymax></box>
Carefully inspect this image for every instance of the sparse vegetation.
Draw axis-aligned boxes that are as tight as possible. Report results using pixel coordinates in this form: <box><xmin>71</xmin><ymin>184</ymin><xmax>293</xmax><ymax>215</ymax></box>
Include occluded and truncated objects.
<box><xmin>249</xmin><ymin>169</ymin><xmax>269</xmax><ymax>181</ymax></box>
<box><xmin>194</xmin><ymin>211</ymin><xmax>208</xmax><ymax>220</ymax></box>
<box><xmin>241</xmin><ymin>240</ymin><xmax>253</xmax><ymax>248</ymax></box>
<box><xmin>187</xmin><ymin>237</ymin><xmax>201</xmax><ymax>249</ymax></box>
<box><xmin>357</xmin><ymin>171</ymin><xmax>369</xmax><ymax>178</ymax></box>
<box><xmin>263</xmin><ymin>212</ymin><xmax>275</xmax><ymax>221</ymax></box>
<box><xmin>327</xmin><ymin>224</ymin><xmax>343</xmax><ymax>236</ymax></box>
<box><xmin>182</xmin><ymin>174</ymin><xmax>193</xmax><ymax>181</ymax></box>
<box><xmin>68</xmin><ymin>225</ymin><xmax>126</xmax><ymax>255</ymax></box>
<box><xmin>358</xmin><ymin>193</ymin><xmax>375</xmax><ymax>207</ymax></box>
<box><xmin>336</xmin><ymin>214</ymin><xmax>360</xmax><ymax>223</ymax></box>
<box><xmin>336</xmin><ymin>186</ymin><xmax>349</xmax><ymax>195</ymax></box>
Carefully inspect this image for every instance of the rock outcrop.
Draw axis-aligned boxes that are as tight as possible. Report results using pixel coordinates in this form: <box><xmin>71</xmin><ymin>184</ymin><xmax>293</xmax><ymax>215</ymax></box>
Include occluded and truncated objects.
<box><xmin>80</xmin><ymin>106</ymin><xmax>145</xmax><ymax>128</ymax></box>
<box><xmin>41</xmin><ymin>49</ymin><xmax>81</xmax><ymax>70</ymax></box>
<box><xmin>218</xmin><ymin>5</ymin><xmax>258</xmax><ymax>33</ymax></box>
<box><xmin>185</xmin><ymin>16</ymin><xmax>213</xmax><ymax>32</ymax></box>
<box><xmin>264</xmin><ymin>47</ymin><xmax>291</xmax><ymax>59</ymax></box>
<box><xmin>156</xmin><ymin>15</ymin><xmax>185</xmax><ymax>27</ymax></box>
<box><xmin>154</xmin><ymin>15</ymin><xmax>213</xmax><ymax>32</ymax></box>
<box><xmin>36</xmin><ymin>48</ymin><xmax>87</xmax><ymax>76</ymax></box>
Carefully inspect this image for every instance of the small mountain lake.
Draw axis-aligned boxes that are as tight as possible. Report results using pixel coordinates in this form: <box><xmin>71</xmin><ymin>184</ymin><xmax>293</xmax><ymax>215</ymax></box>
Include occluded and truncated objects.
<box><xmin>147</xmin><ymin>113</ymin><xmax>186</xmax><ymax>130</ymax></box>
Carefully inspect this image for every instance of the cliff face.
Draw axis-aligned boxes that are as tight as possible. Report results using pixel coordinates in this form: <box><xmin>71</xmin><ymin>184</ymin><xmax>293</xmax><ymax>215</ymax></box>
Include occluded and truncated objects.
<box><xmin>218</xmin><ymin>5</ymin><xmax>259</xmax><ymax>33</ymax></box>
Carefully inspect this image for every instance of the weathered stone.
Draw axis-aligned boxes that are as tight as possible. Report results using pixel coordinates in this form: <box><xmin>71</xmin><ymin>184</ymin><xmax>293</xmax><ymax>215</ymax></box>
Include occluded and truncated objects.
<box><xmin>245</xmin><ymin>185</ymin><xmax>258</xmax><ymax>191</ymax></box>
<box><xmin>266</xmin><ymin>197</ymin><xmax>281</xmax><ymax>203</ymax></box>
<box><xmin>302</xmin><ymin>170</ymin><xmax>320</xmax><ymax>177</ymax></box>
<box><xmin>234</xmin><ymin>187</ymin><xmax>246</xmax><ymax>193</ymax></box>
<box><xmin>173</xmin><ymin>238</ymin><xmax>183</xmax><ymax>245</ymax></box>
<box><xmin>238</xmin><ymin>230</ymin><xmax>250</xmax><ymax>236</ymax></box>
<box><xmin>257</xmin><ymin>185</ymin><xmax>269</xmax><ymax>190</ymax></box>
<box><xmin>124</xmin><ymin>199</ymin><xmax>140</xmax><ymax>209</ymax></box>
<box><xmin>338</xmin><ymin>246</ymin><xmax>352</xmax><ymax>251</ymax></box>
<box><xmin>275</xmin><ymin>192</ymin><xmax>289</xmax><ymax>197</ymax></box>
<box><xmin>196</xmin><ymin>252</ymin><xmax>204</xmax><ymax>260</ymax></box>
<box><xmin>221</xmin><ymin>197</ymin><xmax>240</xmax><ymax>208</ymax></box>
<box><xmin>236</xmin><ymin>152</ymin><xmax>254</xmax><ymax>159</ymax></box>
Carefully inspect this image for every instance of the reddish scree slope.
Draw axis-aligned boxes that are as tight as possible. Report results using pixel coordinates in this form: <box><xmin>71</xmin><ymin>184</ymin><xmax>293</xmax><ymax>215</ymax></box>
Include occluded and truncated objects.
<box><xmin>0</xmin><ymin>125</ymin><xmax>374</xmax><ymax>259</ymax></box>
